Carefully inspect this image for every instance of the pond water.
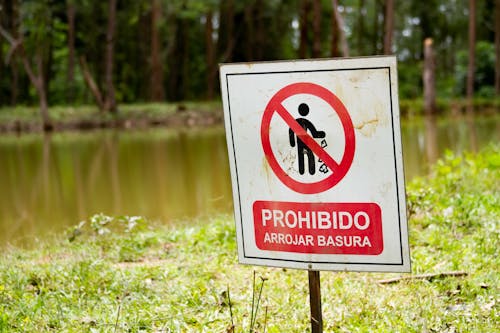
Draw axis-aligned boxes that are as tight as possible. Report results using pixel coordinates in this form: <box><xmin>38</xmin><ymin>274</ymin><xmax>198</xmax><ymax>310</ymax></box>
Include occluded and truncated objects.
<box><xmin>0</xmin><ymin>114</ymin><xmax>498</xmax><ymax>247</ymax></box>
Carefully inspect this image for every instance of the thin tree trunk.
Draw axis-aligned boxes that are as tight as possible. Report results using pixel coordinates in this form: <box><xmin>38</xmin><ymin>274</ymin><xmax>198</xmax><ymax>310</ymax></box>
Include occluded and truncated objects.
<box><xmin>205</xmin><ymin>10</ymin><xmax>216</xmax><ymax>100</ymax></box>
<box><xmin>423</xmin><ymin>38</ymin><xmax>436</xmax><ymax>115</ymax></box>
<box><xmin>312</xmin><ymin>0</ymin><xmax>322</xmax><ymax>58</ymax></box>
<box><xmin>45</xmin><ymin>7</ymin><xmax>54</xmax><ymax>107</ymax></box>
<box><xmin>244</xmin><ymin>5</ymin><xmax>254</xmax><ymax>61</ymax></box>
<box><xmin>330</xmin><ymin>1</ymin><xmax>339</xmax><ymax>57</ymax></box>
<box><xmin>255</xmin><ymin>0</ymin><xmax>264</xmax><ymax>60</ymax></box>
<box><xmin>150</xmin><ymin>0</ymin><xmax>165</xmax><ymax>102</ymax></box>
<box><xmin>357</xmin><ymin>0</ymin><xmax>365</xmax><ymax>55</ymax></box>
<box><xmin>0</xmin><ymin>26</ymin><xmax>52</xmax><ymax>129</ymax></box>
<box><xmin>8</xmin><ymin>0</ymin><xmax>19</xmax><ymax>105</ymax></box>
<box><xmin>383</xmin><ymin>0</ymin><xmax>394</xmax><ymax>55</ymax></box>
<box><xmin>181</xmin><ymin>17</ymin><xmax>190</xmax><ymax>101</ymax></box>
<box><xmin>22</xmin><ymin>52</ymin><xmax>51</xmax><ymax>130</ymax></box>
<box><xmin>226</xmin><ymin>0</ymin><xmax>234</xmax><ymax>62</ymax></box>
<box><xmin>332</xmin><ymin>0</ymin><xmax>349</xmax><ymax>57</ymax></box>
<box><xmin>299</xmin><ymin>0</ymin><xmax>311</xmax><ymax>58</ymax></box>
<box><xmin>0</xmin><ymin>13</ymin><xmax>4</xmax><ymax>104</ymax></box>
<box><xmin>67</xmin><ymin>1</ymin><xmax>76</xmax><ymax>103</ymax></box>
<box><xmin>104</xmin><ymin>0</ymin><xmax>117</xmax><ymax>113</ymax></box>
<box><xmin>466</xmin><ymin>0</ymin><xmax>476</xmax><ymax>113</ymax></box>
<box><xmin>218</xmin><ymin>0</ymin><xmax>235</xmax><ymax>63</ymax></box>
<box><xmin>79</xmin><ymin>56</ymin><xmax>105</xmax><ymax>111</ymax></box>
<box><xmin>9</xmin><ymin>61</ymin><xmax>19</xmax><ymax>105</ymax></box>
<box><xmin>372</xmin><ymin>0</ymin><xmax>381</xmax><ymax>54</ymax></box>
<box><xmin>495</xmin><ymin>0</ymin><xmax>500</xmax><ymax>95</ymax></box>
<box><xmin>36</xmin><ymin>55</ymin><xmax>51</xmax><ymax>130</ymax></box>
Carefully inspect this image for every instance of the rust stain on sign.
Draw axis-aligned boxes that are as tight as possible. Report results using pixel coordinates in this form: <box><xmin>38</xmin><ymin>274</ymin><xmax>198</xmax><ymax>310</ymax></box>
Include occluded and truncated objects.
<box><xmin>351</xmin><ymin>99</ymin><xmax>389</xmax><ymax>137</ymax></box>
<box><xmin>354</xmin><ymin>118</ymin><xmax>380</xmax><ymax>137</ymax></box>
<box><xmin>262</xmin><ymin>156</ymin><xmax>272</xmax><ymax>185</ymax></box>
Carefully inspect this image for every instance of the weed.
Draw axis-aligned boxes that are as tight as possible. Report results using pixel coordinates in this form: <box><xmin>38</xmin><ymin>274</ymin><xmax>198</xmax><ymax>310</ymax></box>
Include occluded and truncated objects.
<box><xmin>226</xmin><ymin>271</ymin><xmax>269</xmax><ymax>333</ymax></box>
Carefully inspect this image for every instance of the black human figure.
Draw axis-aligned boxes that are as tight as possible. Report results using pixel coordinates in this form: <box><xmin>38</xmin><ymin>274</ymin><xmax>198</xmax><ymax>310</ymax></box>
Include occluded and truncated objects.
<box><xmin>289</xmin><ymin>103</ymin><xmax>325</xmax><ymax>175</ymax></box>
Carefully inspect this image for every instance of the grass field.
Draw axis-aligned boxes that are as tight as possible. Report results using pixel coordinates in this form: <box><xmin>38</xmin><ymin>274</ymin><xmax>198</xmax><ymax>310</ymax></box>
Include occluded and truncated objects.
<box><xmin>0</xmin><ymin>144</ymin><xmax>498</xmax><ymax>332</ymax></box>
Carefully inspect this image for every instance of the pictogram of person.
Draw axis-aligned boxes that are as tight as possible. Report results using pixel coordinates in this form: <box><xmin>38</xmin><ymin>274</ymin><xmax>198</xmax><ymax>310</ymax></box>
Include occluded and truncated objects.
<box><xmin>289</xmin><ymin>103</ymin><xmax>325</xmax><ymax>175</ymax></box>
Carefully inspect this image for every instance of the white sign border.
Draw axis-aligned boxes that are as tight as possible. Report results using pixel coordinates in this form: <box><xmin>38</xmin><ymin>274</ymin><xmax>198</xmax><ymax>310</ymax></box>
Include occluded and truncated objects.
<box><xmin>220</xmin><ymin>56</ymin><xmax>411</xmax><ymax>273</ymax></box>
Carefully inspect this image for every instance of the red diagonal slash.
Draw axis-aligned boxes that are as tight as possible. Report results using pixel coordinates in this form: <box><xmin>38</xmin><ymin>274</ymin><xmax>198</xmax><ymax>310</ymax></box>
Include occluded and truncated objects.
<box><xmin>261</xmin><ymin>82</ymin><xmax>355</xmax><ymax>194</ymax></box>
<box><xmin>274</xmin><ymin>102</ymin><xmax>340</xmax><ymax>173</ymax></box>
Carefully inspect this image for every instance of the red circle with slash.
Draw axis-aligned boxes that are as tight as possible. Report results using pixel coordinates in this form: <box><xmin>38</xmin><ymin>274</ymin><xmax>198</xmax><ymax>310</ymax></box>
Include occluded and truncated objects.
<box><xmin>261</xmin><ymin>82</ymin><xmax>355</xmax><ymax>194</ymax></box>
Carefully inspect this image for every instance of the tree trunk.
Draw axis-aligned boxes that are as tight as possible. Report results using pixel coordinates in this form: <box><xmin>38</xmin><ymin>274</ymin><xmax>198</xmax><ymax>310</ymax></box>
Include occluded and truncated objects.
<box><xmin>181</xmin><ymin>17</ymin><xmax>190</xmax><ymax>101</ymax></box>
<box><xmin>226</xmin><ymin>0</ymin><xmax>234</xmax><ymax>62</ymax></box>
<box><xmin>255</xmin><ymin>0</ymin><xmax>264</xmax><ymax>60</ymax></box>
<box><xmin>217</xmin><ymin>0</ymin><xmax>235</xmax><ymax>63</ymax></box>
<box><xmin>244</xmin><ymin>4</ymin><xmax>254</xmax><ymax>61</ymax></box>
<box><xmin>0</xmin><ymin>38</ymin><xmax>4</xmax><ymax>105</ymax></box>
<box><xmin>356</xmin><ymin>0</ymin><xmax>366</xmax><ymax>55</ymax></box>
<box><xmin>0</xmin><ymin>15</ymin><xmax>3</xmax><ymax>104</ymax></box>
<box><xmin>44</xmin><ymin>6</ymin><xmax>54</xmax><ymax>107</ymax></box>
<box><xmin>299</xmin><ymin>0</ymin><xmax>311</xmax><ymax>58</ymax></box>
<box><xmin>383</xmin><ymin>0</ymin><xmax>394</xmax><ymax>55</ymax></box>
<box><xmin>312</xmin><ymin>0</ymin><xmax>322</xmax><ymax>58</ymax></box>
<box><xmin>330</xmin><ymin>1</ymin><xmax>339</xmax><ymax>57</ymax></box>
<box><xmin>372</xmin><ymin>0</ymin><xmax>381</xmax><ymax>54</ymax></box>
<box><xmin>495</xmin><ymin>0</ymin><xmax>500</xmax><ymax>95</ymax></box>
<box><xmin>22</xmin><ymin>52</ymin><xmax>51</xmax><ymax>130</ymax></box>
<box><xmin>37</xmin><ymin>55</ymin><xmax>51</xmax><ymax>130</ymax></box>
<box><xmin>67</xmin><ymin>1</ymin><xmax>76</xmax><ymax>103</ymax></box>
<box><xmin>79</xmin><ymin>56</ymin><xmax>105</xmax><ymax>111</ymax></box>
<box><xmin>104</xmin><ymin>0</ymin><xmax>117</xmax><ymax>113</ymax></box>
<box><xmin>150</xmin><ymin>0</ymin><xmax>165</xmax><ymax>102</ymax></box>
<box><xmin>0</xmin><ymin>25</ymin><xmax>52</xmax><ymax>129</ymax></box>
<box><xmin>423</xmin><ymin>38</ymin><xmax>436</xmax><ymax>115</ymax></box>
<box><xmin>205</xmin><ymin>10</ymin><xmax>216</xmax><ymax>100</ymax></box>
<box><xmin>6</xmin><ymin>0</ymin><xmax>19</xmax><ymax>105</ymax></box>
<box><xmin>167</xmin><ymin>15</ymin><xmax>180</xmax><ymax>101</ymax></box>
<box><xmin>332</xmin><ymin>0</ymin><xmax>349</xmax><ymax>57</ymax></box>
<box><xmin>466</xmin><ymin>0</ymin><xmax>476</xmax><ymax>113</ymax></box>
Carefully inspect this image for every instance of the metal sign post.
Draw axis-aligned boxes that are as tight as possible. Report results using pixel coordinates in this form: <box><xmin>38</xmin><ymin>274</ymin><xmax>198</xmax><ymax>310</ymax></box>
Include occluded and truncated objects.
<box><xmin>308</xmin><ymin>271</ymin><xmax>322</xmax><ymax>333</ymax></box>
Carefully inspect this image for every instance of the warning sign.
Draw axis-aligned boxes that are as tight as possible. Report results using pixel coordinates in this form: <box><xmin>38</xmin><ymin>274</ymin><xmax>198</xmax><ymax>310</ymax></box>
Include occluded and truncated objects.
<box><xmin>261</xmin><ymin>82</ymin><xmax>355</xmax><ymax>194</ymax></box>
<box><xmin>253</xmin><ymin>201</ymin><xmax>383</xmax><ymax>255</ymax></box>
<box><xmin>220</xmin><ymin>56</ymin><xmax>410</xmax><ymax>272</ymax></box>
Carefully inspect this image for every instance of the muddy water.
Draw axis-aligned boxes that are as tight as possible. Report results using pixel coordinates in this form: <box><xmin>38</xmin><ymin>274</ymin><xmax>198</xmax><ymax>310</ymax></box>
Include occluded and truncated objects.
<box><xmin>0</xmin><ymin>114</ymin><xmax>497</xmax><ymax>247</ymax></box>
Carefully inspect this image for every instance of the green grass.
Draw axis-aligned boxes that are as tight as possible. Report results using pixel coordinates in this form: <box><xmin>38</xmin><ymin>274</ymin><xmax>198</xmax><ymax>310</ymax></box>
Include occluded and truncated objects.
<box><xmin>0</xmin><ymin>145</ymin><xmax>498</xmax><ymax>332</ymax></box>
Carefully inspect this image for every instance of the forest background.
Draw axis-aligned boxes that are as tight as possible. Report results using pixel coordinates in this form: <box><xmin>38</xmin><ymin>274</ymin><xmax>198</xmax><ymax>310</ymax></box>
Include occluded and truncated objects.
<box><xmin>0</xmin><ymin>0</ymin><xmax>499</xmax><ymax>125</ymax></box>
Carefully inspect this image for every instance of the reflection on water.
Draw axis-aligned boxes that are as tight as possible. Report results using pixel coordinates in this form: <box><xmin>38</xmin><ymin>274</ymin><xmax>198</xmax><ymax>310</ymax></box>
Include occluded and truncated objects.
<box><xmin>0</xmin><ymin>114</ymin><xmax>498</xmax><ymax>247</ymax></box>
<box><xmin>401</xmin><ymin>114</ymin><xmax>498</xmax><ymax>178</ymax></box>
<box><xmin>0</xmin><ymin>127</ymin><xmax>232</xmax><ymax>247</ymax></box>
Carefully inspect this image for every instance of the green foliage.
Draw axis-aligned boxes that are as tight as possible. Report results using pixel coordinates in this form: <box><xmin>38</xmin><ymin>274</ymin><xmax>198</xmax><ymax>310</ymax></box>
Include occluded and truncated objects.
<box><xmin>19</xmin><ymin>1</ymin><xmax>53</xmax><ymax>55</ymax></box>
<box><xmin>1</xmin><ymin>0</ymin><xmax>498</xmax><ymax>107</ymax></box>
<box><xmin>455</xmin><ymin>41</ymin><xmax>497</xmax><ymax>97</ymax></box>
<box><xmin>398</xmin><ymin>62</ymin><xmax>423</xmax><ymax>99</ymax></box>
<box><xmin>0</xmin><ymin>145</ymin><xmax>499</xmax><ymax>331</ymax></box>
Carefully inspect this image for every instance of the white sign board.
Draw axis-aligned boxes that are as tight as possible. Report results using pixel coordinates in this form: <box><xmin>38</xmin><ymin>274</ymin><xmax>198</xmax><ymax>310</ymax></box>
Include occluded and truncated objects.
<box><xmin>220</xmin><ymin>56</ymin><xmax>410</xmax><ymax>272</ymax></box>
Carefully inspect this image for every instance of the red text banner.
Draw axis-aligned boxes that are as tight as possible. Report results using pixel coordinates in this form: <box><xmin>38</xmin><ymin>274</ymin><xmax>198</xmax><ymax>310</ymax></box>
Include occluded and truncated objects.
<box><xmin>253</xmin><ymin>201</ymin><xmax>383</xmax><ymax>255</ymax></box>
